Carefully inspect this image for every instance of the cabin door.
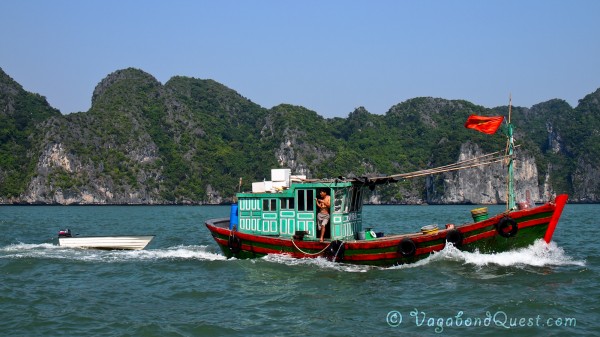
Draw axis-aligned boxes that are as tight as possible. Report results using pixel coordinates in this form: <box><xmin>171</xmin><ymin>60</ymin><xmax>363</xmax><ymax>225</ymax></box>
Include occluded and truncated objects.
<box><xmin>295</xmin><ymin>189</ymin><xmax>316</xmax><ymax>237</ymax></box>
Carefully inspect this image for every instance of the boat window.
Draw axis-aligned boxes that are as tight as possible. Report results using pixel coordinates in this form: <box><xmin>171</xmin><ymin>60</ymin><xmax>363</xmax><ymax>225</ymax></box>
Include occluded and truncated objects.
<box><xmin>348</xmin><ymin>187</ymin><xmax>354</xmax><ymax>212</ymax></box>
<box><xmin>262</xmin><ymin>199</ymin><xmax>277</xmax><ymax>212</ymax></box>
<box><xmin>306</xmin><ymin>190</ymin><xmax>314</xmax><ymax>211</ymax></box>
<box><xmin>281</xmin><ymin>198</ymin><xmax>295</xmax><ymax>210</ymax></box>
<box><xmin>271</xmin><ymin>199</ymin><xmax>277</xmax><ymax>211</ymax></box>
<box><xmin>298</xmin><ymin>190</ymin><xmax>305</xmax><ymax>210</ymax></box>
<box><xmin>297</xmin><ymin>189</ymin><xmax>315</xmax><ymax>212</ymax></box>
<box><xmin>334</xmin><ymin>188</ymin><xmax>346</xmax><ymax>213</ymax></box>
<box><xmin>349</xmin><ymin>186</ymin><xmax>363</xmax><ymax>212</ymax></box>
<box><xmin>355</xmin><ymin>187</ymin><xmax>363</xmax><ymax>211</ymax></box>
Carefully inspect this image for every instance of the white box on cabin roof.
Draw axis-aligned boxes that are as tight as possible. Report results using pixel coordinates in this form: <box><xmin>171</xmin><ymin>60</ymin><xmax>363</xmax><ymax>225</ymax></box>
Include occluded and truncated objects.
<box><xmin>271</xmin><ymin>169</ymin><xmax>292</xmax><ymax>188</ymax></box>
<box><xmin>271</xmin><ymin>169</ymin><xmax>291</xmax><ymax>186</ymax></box>
<box><xmin>252</xmin><ymin>182</ymin><xmax>266</xmax><ymax>193</ymax></box>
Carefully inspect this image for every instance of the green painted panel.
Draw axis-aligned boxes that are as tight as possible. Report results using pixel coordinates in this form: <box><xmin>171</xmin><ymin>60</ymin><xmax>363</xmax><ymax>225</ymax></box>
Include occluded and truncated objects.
<box><xmin>298</xmin><ymin>213</ymin><xmax>314</xmax><ymax>220</ymax></box>
<box><xmin>263</xmin><ymin>213</ymin><xmax>277</xmax><ymax>220</ymax></box>
<box><xmin>280</xmin><ymin>211</ymin><xmax>295</xmax><ymax>217</ymax></box>
<box><xmin>297</xmin><ymin>220</ymin><xmax>316</xmax><ymax>236</ymax></box>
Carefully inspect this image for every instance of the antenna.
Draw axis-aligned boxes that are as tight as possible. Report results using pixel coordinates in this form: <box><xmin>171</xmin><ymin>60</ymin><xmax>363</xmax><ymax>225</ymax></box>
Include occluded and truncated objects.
<box><xmin>508</xmin><ymin>93</ymin><xmax>512</xmax><ymax>124</ymax></box>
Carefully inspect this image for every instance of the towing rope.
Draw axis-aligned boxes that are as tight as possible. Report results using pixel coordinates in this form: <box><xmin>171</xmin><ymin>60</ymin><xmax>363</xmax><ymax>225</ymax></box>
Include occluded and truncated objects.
<box><xmin>291</xmin><ymin>238</ymin><xmax>332</xmax><ymax>256</ymax></box>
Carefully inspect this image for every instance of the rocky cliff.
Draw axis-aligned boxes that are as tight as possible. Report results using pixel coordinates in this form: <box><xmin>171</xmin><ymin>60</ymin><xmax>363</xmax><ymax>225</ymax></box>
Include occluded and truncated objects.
<box><xmin>1</xmin><ymin>66</ymin><xmax>599</xmax><ymax>204</ymax></box>
<box><xmin>427</xmin><ymin>142</ymin><xmax>545</xmax><ymax>204</ymax></box>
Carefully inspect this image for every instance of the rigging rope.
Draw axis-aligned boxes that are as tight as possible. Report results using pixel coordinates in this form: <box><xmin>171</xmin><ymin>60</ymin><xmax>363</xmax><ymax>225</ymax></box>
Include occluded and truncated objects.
<box><xmin>379</xmin><ymin>146</ymin><xmax>519</xmax><ymax>181</ymax></box>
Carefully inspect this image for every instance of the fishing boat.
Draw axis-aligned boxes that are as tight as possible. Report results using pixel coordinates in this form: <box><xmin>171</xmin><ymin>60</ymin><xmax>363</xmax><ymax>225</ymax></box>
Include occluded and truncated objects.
<box><xmin>205</xmin><ymin>106</ymin><xmax>568</xmax><ymax>267</ymax></box>
<box><xmin>57</xmin><ymin>229</ymin><xmax>154</xmax><ymax>250</ymax></box>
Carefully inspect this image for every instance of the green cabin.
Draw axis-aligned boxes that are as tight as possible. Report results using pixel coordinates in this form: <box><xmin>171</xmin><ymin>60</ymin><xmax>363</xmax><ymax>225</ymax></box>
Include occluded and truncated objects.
<box><xmin>235</xmin><ymin>169</ymin><xmax>365</xmax><ymax>241</ymax></box>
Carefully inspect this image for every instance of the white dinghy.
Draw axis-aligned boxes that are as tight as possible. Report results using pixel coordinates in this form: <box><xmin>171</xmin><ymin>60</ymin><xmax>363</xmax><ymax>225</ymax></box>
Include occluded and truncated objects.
<box><xmin>58</xmin><ymin>229</ymin><xmax>154</xmax><ymax>250</ymax></box>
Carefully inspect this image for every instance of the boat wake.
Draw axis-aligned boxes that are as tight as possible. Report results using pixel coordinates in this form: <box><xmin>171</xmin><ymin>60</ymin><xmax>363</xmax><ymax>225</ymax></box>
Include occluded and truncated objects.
<box><xmin>391</xmin><ymin>239</ymin><xmax>585</xmax><ymax>270</ymax></box>
<box><xmin>261</xmin><ymin>254</ymin><xmax>372</xmax><ymax>273</ymax></box>
<box><xmin>0</xmin><ymin>243</ymin><xmax>227</xmax><ymax>262</ymax></box>
<box><xmin>2</xmin><ymin>239</ymin><xmax>584</xmax><ymax>271</ymax></box>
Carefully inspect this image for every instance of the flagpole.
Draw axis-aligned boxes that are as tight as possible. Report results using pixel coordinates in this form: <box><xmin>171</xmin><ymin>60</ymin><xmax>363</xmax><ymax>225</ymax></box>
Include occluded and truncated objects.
<box><xmin>507</xmin><ymin>94</ymin><xmax>516</xmax><ymax>211</ymax></box>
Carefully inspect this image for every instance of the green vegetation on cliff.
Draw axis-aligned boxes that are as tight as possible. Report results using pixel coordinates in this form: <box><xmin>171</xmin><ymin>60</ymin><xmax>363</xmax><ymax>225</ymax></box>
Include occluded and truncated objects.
<box><xmin>0</xmin><ymin>70</ymin><xmax>61</xmax><ymax>197</ymax></box>
<box><xmin>1</xmin><ymin>66</ymin><xmax>599</xmax><ymax>204</ymax></box>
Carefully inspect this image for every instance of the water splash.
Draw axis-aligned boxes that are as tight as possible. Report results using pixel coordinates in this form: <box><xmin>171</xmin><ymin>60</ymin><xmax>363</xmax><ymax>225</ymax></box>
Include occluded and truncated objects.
<box><xmin>410</xmin><ymin>239</ymin><xmax>586</xmax><ymax>268</ymax></box>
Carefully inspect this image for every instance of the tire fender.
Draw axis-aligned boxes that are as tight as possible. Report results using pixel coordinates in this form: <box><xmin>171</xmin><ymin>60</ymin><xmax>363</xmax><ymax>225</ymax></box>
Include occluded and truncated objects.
<box><xmin>496</xmin><ymin>217</ymin><xmax>518</xmax><ymax>238</ymax></box>
<box><xmin>398</xmin><ymin>238</ymin><xmax>417</xmax><ymax>258</ymax></box>
<box><xmin>445</xmin><ymin>229</ymin><xmax>463</xmax><ymax>247</ymax></box>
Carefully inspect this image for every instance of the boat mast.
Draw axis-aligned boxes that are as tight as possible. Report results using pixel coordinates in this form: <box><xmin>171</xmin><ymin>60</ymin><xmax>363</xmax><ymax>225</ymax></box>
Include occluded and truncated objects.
<box><xmin>506</xmin><ymin>95</ymin><xmax>516</xmax><ymax>211</ymax></box>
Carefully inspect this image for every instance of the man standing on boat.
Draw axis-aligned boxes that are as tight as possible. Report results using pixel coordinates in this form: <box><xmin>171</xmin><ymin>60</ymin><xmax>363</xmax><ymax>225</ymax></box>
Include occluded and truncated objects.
<box><xmin>316</xmin><ymin>190</ymin><xmax>331</xmax><ymax>242</ymax></box>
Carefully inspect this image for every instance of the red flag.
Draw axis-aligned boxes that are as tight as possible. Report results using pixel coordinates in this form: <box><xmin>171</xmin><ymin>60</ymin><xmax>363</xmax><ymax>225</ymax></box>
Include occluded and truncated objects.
<box><xmin>464</xmin><ymin>115</ymin><xmax>504</xmax><ymax>135</ymax></box>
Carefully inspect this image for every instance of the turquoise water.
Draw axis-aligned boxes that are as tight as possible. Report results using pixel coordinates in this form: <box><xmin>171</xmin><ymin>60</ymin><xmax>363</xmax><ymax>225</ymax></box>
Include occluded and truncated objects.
<box><xmin>0</xmin><ymin>204</ymin><xmax>597</xmax><ymax>336</ymax></box>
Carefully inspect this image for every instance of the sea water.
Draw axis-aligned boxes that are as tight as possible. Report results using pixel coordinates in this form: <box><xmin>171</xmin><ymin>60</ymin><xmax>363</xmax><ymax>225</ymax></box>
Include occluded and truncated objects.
<box><xmin>0</xmin><ymin>204</ymin><xmax>597</xmax><ymax>336</ymax></box>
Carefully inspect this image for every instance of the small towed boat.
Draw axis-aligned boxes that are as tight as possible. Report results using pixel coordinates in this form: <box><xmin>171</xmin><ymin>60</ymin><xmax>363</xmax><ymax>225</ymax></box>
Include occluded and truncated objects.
<box><xmin>58</xmin><ymin>229</ymin><xmax>154</xmax><ymax>250</ymax></box>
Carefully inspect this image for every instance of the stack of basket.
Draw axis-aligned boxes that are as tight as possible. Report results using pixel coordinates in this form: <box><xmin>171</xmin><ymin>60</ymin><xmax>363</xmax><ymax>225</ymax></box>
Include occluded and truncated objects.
<box><xmin>470</xmin><ymin>207</ymin><xmax>489</xmax><ymax>222</ymax></box>
<box><xmin>421</xmin><ymin>224</ymin><xmax>439</xmax><ymax>235</ymax></box>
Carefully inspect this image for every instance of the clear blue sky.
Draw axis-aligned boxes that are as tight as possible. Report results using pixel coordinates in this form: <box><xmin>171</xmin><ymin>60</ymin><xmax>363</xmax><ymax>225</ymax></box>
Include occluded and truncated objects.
<box><xmin>1</xmin><ymin>0</ymin><xmax>599</xmax><ymax>118</ymax></box>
